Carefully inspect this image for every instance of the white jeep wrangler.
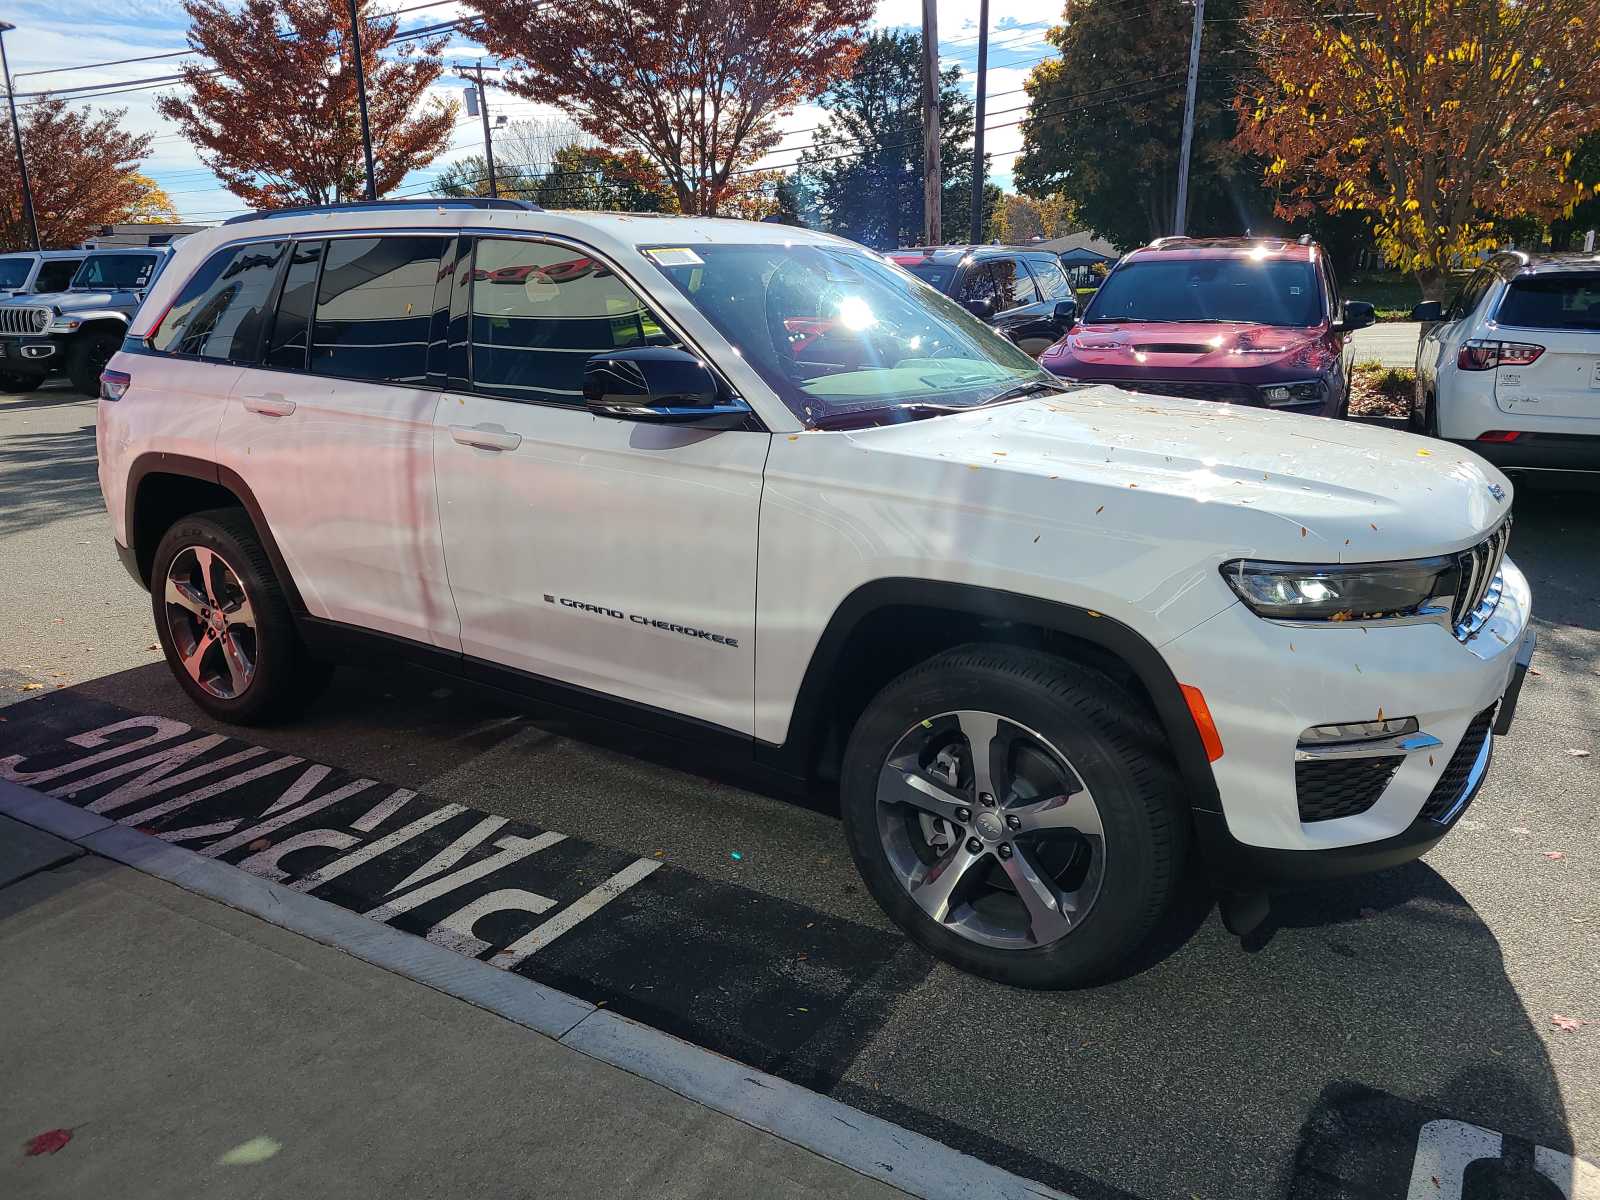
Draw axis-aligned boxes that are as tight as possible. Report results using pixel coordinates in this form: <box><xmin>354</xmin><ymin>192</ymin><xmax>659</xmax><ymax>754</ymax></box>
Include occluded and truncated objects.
<box><xmin>97</xmin><ymin>200</ymin><xmax>1534</xmax><ymax>987</ymax></box>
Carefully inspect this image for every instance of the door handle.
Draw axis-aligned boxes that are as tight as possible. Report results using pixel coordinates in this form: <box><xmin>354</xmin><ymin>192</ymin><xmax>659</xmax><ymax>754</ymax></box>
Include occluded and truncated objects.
<box><xmin>242</xmin><ymin>393</ymin><xmax>296</xmax><ymax>417</ymax></box>
<box><xmin>449</xmin><ymin>424</ymin><xmax>522</xmax><ymax>452</ymax></box>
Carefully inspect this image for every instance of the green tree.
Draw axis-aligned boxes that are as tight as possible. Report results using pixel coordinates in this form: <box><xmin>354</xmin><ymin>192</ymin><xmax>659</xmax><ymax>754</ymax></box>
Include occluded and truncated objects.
<box><xmin>798</xmin><ymin>30</ymin><xmax>987</xmax><ymax>248</ymax></box>
<box><xmin>532</xmin><ymin>145</ymin><xmax>676</xmax><ymax>211</ymax></box>
<box><xmin>1016</xmin><ymin>0</ymin><xmax>1273</xmax><ymax>250</ymax></box>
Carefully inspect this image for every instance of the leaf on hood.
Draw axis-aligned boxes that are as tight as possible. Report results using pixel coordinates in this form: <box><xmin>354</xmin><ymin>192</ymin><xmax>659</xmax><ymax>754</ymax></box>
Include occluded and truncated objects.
<box><xmin>24</xmin><ymin>1129</ymin><xmax>72</xmax><ymax>1156</ymax></box>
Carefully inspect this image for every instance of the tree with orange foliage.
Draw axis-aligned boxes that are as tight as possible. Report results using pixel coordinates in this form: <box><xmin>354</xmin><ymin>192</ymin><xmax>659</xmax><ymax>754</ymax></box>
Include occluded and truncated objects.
<box><xmin>461</xmin><ymin>0</ymin><xmax>875</xmax><ymax>216</ymax></box>
<box><xmin>1235</xmin><ymin>0</ymin><xmax>1600</xmax><ymax>297</ymax></box>
<box><xmin>157</xmin><ymin>0</ymin><xmax>457</xmax><ymax>208</ymax></box>
<box><xmin>0</xmin><ymin>98</ymin><xmax>154</xmax><ymax>251</ymax></box>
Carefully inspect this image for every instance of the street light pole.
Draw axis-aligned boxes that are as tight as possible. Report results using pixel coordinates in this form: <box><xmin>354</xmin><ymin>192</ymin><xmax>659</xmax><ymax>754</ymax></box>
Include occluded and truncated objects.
<box><xmin>0</xmin><ymin>23</ymin><xmax>41</xmax><ymax>250</ymax></box>
<box><xmin>344</xmin><ymin>0</ymin><xmax>378</xmax><ymax>201</ymax></box>
<box><xmin>1172</xmin><ymin>0</ymin><xmax>1205</xmax><ymax>236</ymax></box>
<box><xmin>969</xmin><ymin>0</ymin><xmax>988</xmax><ymax>244</ymax></box>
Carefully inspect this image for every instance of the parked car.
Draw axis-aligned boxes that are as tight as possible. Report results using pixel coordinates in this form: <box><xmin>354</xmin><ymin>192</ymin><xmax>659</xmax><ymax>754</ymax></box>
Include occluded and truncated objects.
<box><xmin>0</xmin><ymin>245</ymin><xmax>174</xmax><ymax>395</ymax></box>
<box><xmin>886</xmin><ymin>245</ymin><xmax>1079</xmax><ymax>356</ymax></box>
<box><xmin>0</xmin><ymin>249</ymin><xmax>87</xmax><ymax>300</ymax></box>
<box><xmin>99</xmin><ymin>199</ymin><xmax>1532</xmax><ymax>988</ymax></box>
<box><xmin>1411</xmin><ymin>250</ymin><xmax>1600</xmax><ymax>474</ymax></box>
<box><xmin>1039</xmin><ymin>236</ymin><xmax>1376</xmax><ymax>416</ymax></box>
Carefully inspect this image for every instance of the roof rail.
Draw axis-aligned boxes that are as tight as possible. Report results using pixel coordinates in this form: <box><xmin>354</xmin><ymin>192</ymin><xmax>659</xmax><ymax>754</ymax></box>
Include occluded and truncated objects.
<box><xmin>222</xmin><ymin>198</ymin><xmax>543</xmax><ymax>225</ymax></box>
<box><xmin>1297</xmin><ymin>233</ymin><xmax>1313</xmax><ymax>245</ymax></box>
<box><xmin>1147</xmin><ymin>235</ymin><xmax>1191</xmax><ymax>248</ymax></box>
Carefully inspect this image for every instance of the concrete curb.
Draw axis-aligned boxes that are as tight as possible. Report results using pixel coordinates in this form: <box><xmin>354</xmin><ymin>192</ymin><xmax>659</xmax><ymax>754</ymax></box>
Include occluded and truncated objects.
<box><xmin>0</xmin><ymin>779</ymin><xmax>1075</xmax><ymax>1200</ymax></box>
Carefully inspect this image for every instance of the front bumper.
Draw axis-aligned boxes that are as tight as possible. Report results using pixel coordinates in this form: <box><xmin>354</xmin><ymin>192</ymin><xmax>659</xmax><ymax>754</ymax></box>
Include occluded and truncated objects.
<box><xmin>1163</xmin><ymin>556</ymin><xmax>1533</xmax><ymax>886</ymax></box>
<box><xmin>0</xmin><ymin>335</ymin><xmax>61</xmax><ymax>375</ymax></box>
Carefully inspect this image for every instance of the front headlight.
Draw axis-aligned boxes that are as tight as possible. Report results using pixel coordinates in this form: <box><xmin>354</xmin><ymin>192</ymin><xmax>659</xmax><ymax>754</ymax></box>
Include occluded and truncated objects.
<box><xmin>1220</xmin><ymin>556</ymin><xmax>1460</xmax><ymax>622</ymax></box>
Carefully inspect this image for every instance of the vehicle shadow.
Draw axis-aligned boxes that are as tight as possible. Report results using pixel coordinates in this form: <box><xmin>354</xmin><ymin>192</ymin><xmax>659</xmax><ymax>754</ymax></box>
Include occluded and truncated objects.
<box><xmin>0</xmin><ymin>421</ymin><xmax>102</xmax><ymax>537</ymax></box>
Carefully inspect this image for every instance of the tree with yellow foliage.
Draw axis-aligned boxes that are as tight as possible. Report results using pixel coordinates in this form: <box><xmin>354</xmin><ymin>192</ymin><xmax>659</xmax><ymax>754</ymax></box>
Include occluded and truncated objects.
<box><xmin>1235</xmin><ymin>0</ymin><xmax>1600</xmax><ymax>297</ymax></box>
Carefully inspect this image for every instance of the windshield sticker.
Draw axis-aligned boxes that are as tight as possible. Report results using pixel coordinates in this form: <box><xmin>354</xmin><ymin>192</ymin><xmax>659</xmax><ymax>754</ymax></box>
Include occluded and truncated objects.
<box><xmin>645</xmin><ymin>247</ymin><xmax>704</xmax><ymax>267</ymax></box>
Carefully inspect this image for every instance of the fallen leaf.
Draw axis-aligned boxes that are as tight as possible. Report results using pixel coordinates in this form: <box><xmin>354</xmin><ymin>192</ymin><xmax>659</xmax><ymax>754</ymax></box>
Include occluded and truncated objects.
<box><xmin>1032</xmin><ymin>534</ymin><xmax>1040</xmax><ymax>543</ymax></box>
<box><xmin>786</xmin><ymin>434</ymin><xmax>799</xmax><ymax>441</ymax></box>
<box><xmin>1370</xmin><ymin>523</ymin><xmax>1378</xmax><ymax>531</ymax></box>
<box><xmin>1568</xmin><ymin>749</ymin><xmax>1591</xmax><ymax>758</ymax></box>
<box><xmin>1528</xmin><ymin>668</ymin><xmax>1541</xmax><ymax>677</ymax></box>
<box><xmin>1376</xmin><ymin>707</ymin><xmax>1385</xmax><ymax>722</ymax></box>
<box><xmin>1128</xmin><ymin>483</ymin><xmax>1138</xmax><ymax>488</ymax></box>
<box><xmin>247</xmin><ymin>838</ymin><xmax>272</xmax><ymax>853</ymax></box>
<box><xmin>147</xmin><ymin>643</ymin><xmax>159</xmax><ymax>651</ymax></box>
<box><xmin>992</xmin><ymin>450</ymin><xmax>1007</xmax><ymax>456</ymax></box>
<box><xmin>20</xmin><ymin>683</ymin><xmax>44</xmax><ymax>691</ymax></box>
<box><xmin>1095</xmin><ymin>505</ymin><xmax>1104</xmax><ymax>514</ymax></box>
<box><xmin>1416</xmin><ymin>448</ymin><xmax>1432</xmax><ymax>456</ymax></box>
<box><xmin>1552</xmin><ymin>1014</ymin><xmax>1586</xmax><ymax>1033</ymax></box>
<box><xmin>1300</xmin><ymin>527</ymin><xmax>1307</xmax><ymax>537</ymax></box>
<box><xmin>1543</xmin><ymin>851</ymin><xmax>1566</xmax><ymax>861</ymax></box>
<box><xmin>24</xmin><ymin>1129</ymin><xmax>72</xmax><ymax>1156</ymax></box>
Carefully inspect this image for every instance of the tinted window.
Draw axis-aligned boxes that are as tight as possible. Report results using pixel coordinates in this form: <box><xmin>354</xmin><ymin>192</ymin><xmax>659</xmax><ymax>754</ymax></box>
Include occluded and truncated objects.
<box><xmin>150</xmin><ymin>241</ymin><xmax>287</xmax><ymax>361</ymax></box>
<box><xmin>34</xmin><ymin>259</ymin><xmax>82</xmax><ymax>292</ymax></box>
<box><xmin>74</xmin><ymin>253</ymin><xmax>159</xmax><ymax>289</ymax></box>
<box><xmin>469</xmin><ymin>238</ymin><xmax>671</xmax><ymax>404</ymax></box>
<box><xmin>1445</xmin><ymin>268</ymin><xmax>1493</xmax><ymax>322</ymax></box>
<box><xmin>0</xmin><ymin>257</ymin><xmax>31</xmax><ymax>288</ymax></box>
<box><xmin>993</xmin><ymin>259</ymin><xmax>1036</xmax><ymax>309</ymax></box>
<box><xmin>1030</xmin><ymin>258</ymin><xmax>1072</xmax><ymax>301</ymax></box>
<box><xmin>1496</xmin><ymin>273</ymin><xmax>1600</xmax><ymax>331</ymax></box>
<box><xmin>960</xmin><ymin>263</ymin><xmax>1000</xmax><ymax>306</ymax></box>
<box><xmin>264</xmin><ymin>241</ymin><xmax>323</xmax><ymax>370</ymax></box>
<box><xmin>1084</xmin><ymin>257</ymin><xmax>1324</xmax><ymax>326</ymax></box>
<box><xmin>888</xmin><ymin>256</ymin><xmax>955</xmax><ymax>292</ymax></box>
<box><xmin>311</xmin><ymin>236</ymin><xmax>446</xmax><ymax>384</ymax></box>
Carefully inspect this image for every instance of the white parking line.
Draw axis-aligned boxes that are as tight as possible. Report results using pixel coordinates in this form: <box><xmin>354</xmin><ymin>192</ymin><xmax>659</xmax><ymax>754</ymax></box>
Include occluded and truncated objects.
<box><xmin>1408</xmin><ymin>1119</ymin><xmax>1600</xmax><ymax>1199</ymax></box>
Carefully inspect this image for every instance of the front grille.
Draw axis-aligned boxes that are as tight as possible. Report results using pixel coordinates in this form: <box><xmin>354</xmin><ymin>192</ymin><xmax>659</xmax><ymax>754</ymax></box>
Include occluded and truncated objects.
<box><xmin>0</xmin><ymin>305</ymin><xmax>49</xmax><ymax>335</ymax></box>
<box><xmin>1419</xmin><ymin>706</ymin><xmax>1496</xmax><ymax>823</ymax></box>
<box><xmin>1296</xmin><ymin>756</ymin><xmax>1404</xmax><ymax>822</ymax></box>
<box><xmin>1451</xmin><ymin>520</ymin><xmax>1511</xmax><ymax>640</ymax></box>
<box><xmin>1111</xmin><ymin>379</ymin><xmax>1258</xmax><ymax>404</ymax></box>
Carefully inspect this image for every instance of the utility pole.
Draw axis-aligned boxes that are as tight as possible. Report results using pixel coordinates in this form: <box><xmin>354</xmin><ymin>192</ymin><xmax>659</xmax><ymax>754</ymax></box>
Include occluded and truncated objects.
<box><xmin>969</xmin><ymin>0</ymin><xmax>988</xmax><ymax>244</ymax></box>
<box><xmin>1171</xmin><ymin>0</ymin><xmax>1204</xmax><ymax>235</ymax></box>
<box><xmin>921</xmin><ymin>0</ymin><xmax>941</xmax><ymax>246</ymax></box>
<box><xmin>459</xmin><ymin>63</ymin><xmax>499</xmax><ymax>198</ymax></box>
<box><xmin>0</xmin><ymin>23</ymin><xmax>40</xmax><ymax>250</ymax></box>
<box><xmin>345</xmin><ymin>0</ymin><xmax>378</xmax><ymax>201</ymax></box>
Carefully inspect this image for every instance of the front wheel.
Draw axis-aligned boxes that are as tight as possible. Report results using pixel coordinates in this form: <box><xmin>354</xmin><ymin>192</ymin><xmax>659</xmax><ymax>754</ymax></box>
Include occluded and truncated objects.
<box><xmin>841</xmin><ymin>646</ymin><xmax>1186</xmax><ymax>988</ymax></box>
<box><xmin>67</xmin><ymin>330</ymin><xmax>121</xmax><ymax>397</ymax></box>
<box><xmin>151</xmin><ymin>509</ymin><xmax>331</xmax><ymax>724</ymax></box>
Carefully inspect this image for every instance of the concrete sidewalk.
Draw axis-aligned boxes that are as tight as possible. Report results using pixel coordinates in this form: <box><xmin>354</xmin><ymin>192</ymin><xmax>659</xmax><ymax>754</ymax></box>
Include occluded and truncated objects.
<box><xmin>0</xmin><ymin>818</ymin><xmax>907</xmax><ymax>1200</ymax></box>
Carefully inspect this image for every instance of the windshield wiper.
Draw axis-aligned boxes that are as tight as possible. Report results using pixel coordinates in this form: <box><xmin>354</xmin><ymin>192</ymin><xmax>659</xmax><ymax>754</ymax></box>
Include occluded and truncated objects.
<box><xmin>982</xmin><ymin>379</ymin><xmax>1071</xmax><ymax>406</ymax></box>
<box><xmin>810</xmin><ymin>401</ymin><xmax>986</xmax><ymax>431</ymax></box>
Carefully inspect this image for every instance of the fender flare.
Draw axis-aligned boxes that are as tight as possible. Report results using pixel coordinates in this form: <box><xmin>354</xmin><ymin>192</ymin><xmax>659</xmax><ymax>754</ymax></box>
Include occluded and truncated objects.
<box><xmin>124</xmin><ymin>452</ymin><xmax>306</xmax><ymax>613</ymax></box>
<box><xmin>759</xmin><ymin>578</ymin><xmax>1222</xmax><ymax>813</ymax></box>
<box><xmin>61</xmin><ymin>311</ymin><xmax>130</xmax><ymax>329</ymax></box>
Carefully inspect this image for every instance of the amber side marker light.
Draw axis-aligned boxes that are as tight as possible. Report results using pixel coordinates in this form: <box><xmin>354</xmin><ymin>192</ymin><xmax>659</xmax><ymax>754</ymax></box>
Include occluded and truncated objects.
<box><xmin>1180</xmin><ymin>684</ymin><xmax>1225</xmax><ymax>762</ymax></box>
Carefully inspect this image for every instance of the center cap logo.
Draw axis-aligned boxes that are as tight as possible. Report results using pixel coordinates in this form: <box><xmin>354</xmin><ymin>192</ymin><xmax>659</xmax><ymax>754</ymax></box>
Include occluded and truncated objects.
<box><xmin>974</xmin><ymin>810</ymin><xmax>1005</xmax><ymax>841</ymax></box>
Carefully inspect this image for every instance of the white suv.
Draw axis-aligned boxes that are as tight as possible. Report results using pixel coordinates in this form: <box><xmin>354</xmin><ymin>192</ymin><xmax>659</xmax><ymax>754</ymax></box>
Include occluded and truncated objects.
<box><xmin>97</xmin><ymin>199</ymin><xmax>1535</xmax><ymax>987</ymax></box>
<box><xmin>1413</xmin><ymin>250</ymin><xmax>1600</xmax><ymax>473</ymax></box>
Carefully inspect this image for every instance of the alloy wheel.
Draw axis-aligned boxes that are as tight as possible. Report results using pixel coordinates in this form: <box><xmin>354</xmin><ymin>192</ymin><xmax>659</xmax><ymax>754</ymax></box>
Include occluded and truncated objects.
<box><xmin>875</xmin><ymin>710</ymin><xmax>1106</xmax><ymax>951</ymax></box>
<box><xmin>162</xmin><ymin>545</ymin><xmax>258</xmax><ymax>700</ymax></box>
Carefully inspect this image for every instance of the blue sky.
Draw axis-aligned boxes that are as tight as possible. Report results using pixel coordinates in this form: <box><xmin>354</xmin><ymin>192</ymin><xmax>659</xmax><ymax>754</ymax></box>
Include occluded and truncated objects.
<box><xmin>4</xmin><ymin>0</ymin><xmax>1058</xmax><ymax>223</ymax></box>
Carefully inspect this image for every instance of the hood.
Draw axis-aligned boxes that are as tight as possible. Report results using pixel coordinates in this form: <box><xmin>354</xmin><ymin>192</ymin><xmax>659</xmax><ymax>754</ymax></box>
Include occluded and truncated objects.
<box><xmin>13</xmin><ymin>290</ymin><xmax>124</xmax><ymax>311</ymax></box>
<box><xmin>845</xmin><ymin>385</ymin><xmax>1511</xmax><ymax>563</ymax></box>
<box><xmin>1043</xmin><ymin>321</ymin><xmax>1332</xmax><ymax>375</ymax></box>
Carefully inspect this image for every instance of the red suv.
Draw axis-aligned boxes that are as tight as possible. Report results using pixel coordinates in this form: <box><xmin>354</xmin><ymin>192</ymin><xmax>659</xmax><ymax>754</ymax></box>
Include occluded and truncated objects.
<box><xmin>1039</xmin><ymin>236</ymin><xmax>1376</xmax><ymax>416</ymax></box>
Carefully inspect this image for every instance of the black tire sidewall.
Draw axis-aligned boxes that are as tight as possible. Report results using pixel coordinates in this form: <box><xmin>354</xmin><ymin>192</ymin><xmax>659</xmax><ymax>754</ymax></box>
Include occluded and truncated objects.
<box><xmin>150</xmin><ymin>511</ymin><xmax>303</xmax><ymax>724</ymax></box>
<box><xmin>68</xmin><ymin>332</ymin><xmax>120</xmax><ymax>397</ymax></box>
<box><xmin>841</xmin><ymin>650</ymin><xmax>1180</xmax><ymax>989</ymax></box>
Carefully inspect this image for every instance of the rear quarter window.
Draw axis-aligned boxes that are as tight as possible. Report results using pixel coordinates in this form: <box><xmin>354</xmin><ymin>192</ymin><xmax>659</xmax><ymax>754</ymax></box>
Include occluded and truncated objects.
<box><xmin>1496</xmin><ymin>273</ymin><xmax>1600</xmax><ymax>331</ymax></box>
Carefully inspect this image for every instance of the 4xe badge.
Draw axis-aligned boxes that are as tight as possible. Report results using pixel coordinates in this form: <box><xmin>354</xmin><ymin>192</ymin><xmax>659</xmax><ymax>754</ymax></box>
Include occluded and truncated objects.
<box><xmin>1487</xmin><ymin>483</ymin><xmax>1507</xmax><ymax>502</ymax></box>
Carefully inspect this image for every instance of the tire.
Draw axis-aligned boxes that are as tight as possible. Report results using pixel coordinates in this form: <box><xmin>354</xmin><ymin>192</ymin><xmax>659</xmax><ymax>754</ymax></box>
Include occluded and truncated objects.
<box><xmin>1409</xmin><ymin>384</ymin><xmax>1438</xmax><ymax>435</ymax></box>
<box><xmin>150</xmin><ymin>508</ymin><xmax>331</xmax><ymax>724</ymax></box>
<box><xmin>66</xmin><ymin>329</ymin><xmax>121</xmax><ymax>397</ymax></box>
<box><xmin>841</xmin><ymin>645</ymin><xmax>1186</xmax><ymax>989</ymax></box>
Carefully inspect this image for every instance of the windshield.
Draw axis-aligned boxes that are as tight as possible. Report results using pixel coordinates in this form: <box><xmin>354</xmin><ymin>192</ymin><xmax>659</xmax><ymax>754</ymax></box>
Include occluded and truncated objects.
<box><xmin>0</xmin><ymin>257</ymin><xmax>32</xmax><ymax>289</ymax></box>
<box><xmin>646</xmin><ymin>243</ymin><xmax>1051</xmax><ymax>427</ymax></box>
<box><xmin>72</xmin><ymin>253</ymin><xmax>159</xmax><ymax>290</ymax></box>
<box><xmin>1084</xmin><ymin>257</ymin><xmax>1325</xmax><ymax>327</ymax></box>
<box><xmin>886</xmin><ymin>256</ymin><xmax>956</xmax><ymax>293</ymax></box>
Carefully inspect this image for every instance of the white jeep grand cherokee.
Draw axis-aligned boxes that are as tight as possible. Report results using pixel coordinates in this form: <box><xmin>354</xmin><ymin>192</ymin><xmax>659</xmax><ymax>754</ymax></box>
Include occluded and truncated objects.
<box><xmin>96</xmin><ymin>200</ymin><xmax>1534</xmax><ymax>987</ymax></box>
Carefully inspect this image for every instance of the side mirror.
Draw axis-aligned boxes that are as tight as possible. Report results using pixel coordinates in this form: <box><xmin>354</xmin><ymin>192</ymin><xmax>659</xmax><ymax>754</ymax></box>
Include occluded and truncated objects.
<box><xmin>1410</xmin><ymin>300</ymin><xmax>1444</xmax><ymax>323</ymax></box>
<box><xmin>963</xmin><ymin>296</ymin><xmax>996</xmax><ymax>320</ymax></box>
<box><xmin>1335</xmin><ymin>299</ymin><xmax>1376</xmax><ymax>333</ymax></box>
<box><xmin>583</xmin><ymin>346</ymin><xmax>749</xmax><ymax>429</ymax></box>
<box><xmin>1053</xmin><ymin>298</ymin><xmax>1078</xmax><ymax>328</ymax></box>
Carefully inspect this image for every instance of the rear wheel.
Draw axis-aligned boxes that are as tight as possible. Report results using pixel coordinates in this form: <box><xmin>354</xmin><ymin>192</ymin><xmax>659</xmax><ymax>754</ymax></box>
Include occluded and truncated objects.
<box><xmin>151</xmin><ymin>509</ymin><xmax>331</xmax><ymax>724</ymax></box>
<box><xmin>67</xmin><ymin>330</ymin><xmax>121</xmax><ymax>397</ymax></box>
<box><xmin>841</xmin><ymin>645</ymin><xmax>1185</xmax><ymax>988</ymax></box>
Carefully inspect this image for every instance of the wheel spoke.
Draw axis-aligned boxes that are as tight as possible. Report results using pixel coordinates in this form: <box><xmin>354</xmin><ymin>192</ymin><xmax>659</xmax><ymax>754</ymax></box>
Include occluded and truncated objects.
<box><xmin>999</xmin><ymin>845</ymin><xmax>1073</xmax><ymax>945</ymax></box>
<box><xmin>223</xmin><ymin>594</ymin><xmax>255</xmax><ymax>631</ymax></box>
<box><xmin>191</xmin><ymin>546</ymin><xmax>220</xmax><ymax>607</ymax></box>
<box><xmin>181</xmin><ymin>630</ymin><xmax>214</xmax><ymax>684</ymax></box>
<box><xmin>1009</xmin><ymin>790</ymin><xmax>1103</xmax><ymax>838</ymax></box>
<box><xmin>878</xmin><ymin>756</ymin><xmax>969</xmax><ymax>824</ymax></box>
<box><xmin>954</xmin><ymin>710</ymin><xmax>1005</xmax><ymax>802</ymax></box>
<box><xmin>165</xmin><ymin>576</ymin><xmax>208</xmax><ymax>618</ymax></box>
<box><xmin>906</xmin><ymin>842</ymin><xmax>984</xmax><ymax>924</ymax></box>
<box><xmin>218</xmin><ymin>633</ymin><xmax>252</xmax><ymax>696</ymax></box>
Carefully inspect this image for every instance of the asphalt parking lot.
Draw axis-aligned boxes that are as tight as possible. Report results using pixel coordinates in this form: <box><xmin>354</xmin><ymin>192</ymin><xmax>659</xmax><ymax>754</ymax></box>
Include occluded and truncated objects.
<box><xmin>2</xmin><ymin>381</ymin><xmax>1596</xmax><ymax>1200</ymax></box>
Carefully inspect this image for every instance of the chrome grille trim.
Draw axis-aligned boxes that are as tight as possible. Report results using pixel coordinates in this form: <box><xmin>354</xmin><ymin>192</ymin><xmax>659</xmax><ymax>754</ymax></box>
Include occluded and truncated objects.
<box><xmin>0</xmin><ymin>305</ymin><xmax>50</xmax><ymax>335</ymax></box>
<box><xmin>1452</xmin><ymin>519</ymin><xmax>1510</xmax><ymax>642</ymax></box>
